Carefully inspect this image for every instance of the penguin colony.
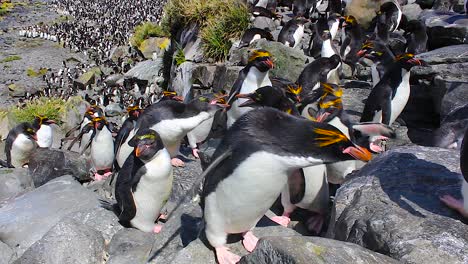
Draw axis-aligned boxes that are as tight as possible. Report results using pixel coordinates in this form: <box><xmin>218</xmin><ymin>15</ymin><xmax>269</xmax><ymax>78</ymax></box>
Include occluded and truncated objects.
<box><xmin>2</xmin><ymin>0</ymin><xmax>467</xmax><ymax>263</ymax></box>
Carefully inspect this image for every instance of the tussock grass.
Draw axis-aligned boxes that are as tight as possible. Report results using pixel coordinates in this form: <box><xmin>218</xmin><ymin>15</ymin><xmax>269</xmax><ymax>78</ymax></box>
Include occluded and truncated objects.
<box><xmin>174</xmin><ymin>47</ymin><xmax>186</xmax><ymax>66</ymax></box>
<box><xmin>26</xmin><ymin>68</ymin><xmax>48</xmax><ymax>77</ymax></box>
<box><xmin>1</xmin><ymin>55</ymin><xmax>21</xmax><ymax>63</ymax></box>
<box><xmin>0</xmin><ymin>2</ymin><xmax>14</xmax><ymax>17</ymax></box>
<box><xmin>162</xmin><ymin>0</ymin><xmax>249</xmax><ymax>61</ymax></box>
<box><xmin>130</xmin><ymin>22</ymin><xmax>168</xmax><ymax>48</ymax></box>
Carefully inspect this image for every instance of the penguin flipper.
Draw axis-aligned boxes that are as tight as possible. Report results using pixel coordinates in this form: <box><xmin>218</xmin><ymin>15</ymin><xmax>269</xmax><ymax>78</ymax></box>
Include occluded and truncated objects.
<box><xmin>352</xmin><ymin>122</ymin><xmax>396</xmax><ymax>138</ymax></box>
<box><xmin>226</xmin><ymin>70</ymin><xmax>247</xmax><ymax>106</ymax></box>
<box><xmin>115</xmin><ymin>154</ymin><xmax>139</xmax><ymax>226</ymax></box>
<box><xmin>288</xmin><ymin>169</ymin><xmax>306</xmax><ymax>204</ymax></box>
<box><xmin>5</xmin><ymin>134</ymin><xmax>13</xmax><ymax>167</ymax></box>
<box><xmin>380</xmin><ymin>93</ymin><xmax>393</xmax><ymax>125</ymax></box>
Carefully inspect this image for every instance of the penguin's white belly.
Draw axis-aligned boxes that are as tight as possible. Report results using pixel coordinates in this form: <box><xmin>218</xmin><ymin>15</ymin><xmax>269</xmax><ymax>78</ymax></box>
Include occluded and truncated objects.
<box><xmin>292</xmin><ymin>26</ymin><xmax>304</xmax><ymax>49</ymax></box>
<box><xmin>321</xmin><ymin>40</ymin><xmax>335</xmax><ymax>58</ymax></box>
<box><xmin>131</xmin><ymin>150</ymin><xmax>173</xmax><ymax>232</ymax></box>
<box><xmin>117</xmin><ymin>130</ymin><xmax>135</xmax><ymax>168</ymax></box>
<box><xmin>389</xmin><ymin>70</ymin><xmax>411</xmax><ymax>125</ymax></box>
<box><xmin>295</xmin><ymin>165</ymin><xmax>329</xmax><ymax>212</ymax></box>
<box><xmin>91</xmin><ymin>129</ymin><xmax>114</xmax><ymax>170</ymax></box>
<box><xmin>36</xmin><ymin>125</ymin><xmax>53</xmax><ymax>148</ymax></box>
<box><xmin>187</xmin><ymin>117</ymin><xmax>214</xmax><ymax>148</ymax></box>
<box><xmin>205</xmin><ymin>151</ymin><xmax>323</xmax><ymax>235</ymax></box>
<box><xmin>80</xmin><ymin>130</ymin><xmax>93</xmax><ymax>153</ymax></box>
<box><xmin>462</xmin><ymin>179</ymin><xmax>468</xmax><ymax>213</ymax></box>
<box><xmin>326</xmin><ymin>160</ymin><xmax>358</xmax><ymax>184</ymax></box>
<box><xmin>250</xmin><ymin>34</ymin><xmax>261</xmax><ymax>45</ymax></box>
<box><xmin>330</xmin><ymin>21</ymin><xmax>340</xmax><ymax>40</ymax></box>
<box><xmin>10</xmin><ymin>134</ymin><xmax>36</xmax><ymax>167</ymax></box>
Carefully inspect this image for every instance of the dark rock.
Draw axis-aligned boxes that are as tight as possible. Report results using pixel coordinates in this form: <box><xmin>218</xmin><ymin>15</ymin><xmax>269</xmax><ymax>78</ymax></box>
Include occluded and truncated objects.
<box><xmin>168</xmin><ymin>158</ymin><xmax>203</xmax><ymax>205</ymax></box>
<box><xmin>170</xmin><ymin>215</ymin><xmax>300</xmax><ymax>264</ymax></box>
<box><xmin>341</xmin><ymin>88</ymin><xmax>371</xmax><ymax>122</ymax></box>
<box><xmin>0</xmin><ymin>168</ymin><xmax>34</xmax><ymax>204</ymax></box>
<box><xmin>28</xmin><ymin>148</ymin><xmax>92</xmax><ymax>187</ymax></box>
<box><xmin>15</xmin><ymin>219</ymin><xmax>105</xmax><ymax>264</ymax></box>
<box><xmin>0</xmin><ymin>241</ymin><xmax>15</xmax><ymax>264</ymax></box>
<box><xmin>388</xmin><ymin>33</ymin><xmax>407</xmax><ymax>55</ymax></box>
<box><xmin>240</xmin><ymin>236</ymin><xmax>400</xmax><ymax>264</ymax></box>
<box><xmin>416</xmin><ymin>44</ymin><xmax>468</xmax><ymax>64</ymax></box>
<box><xmin>191</xmin><ymin>64</ymin><xmax>217</xmax><ymax>89</ymax></box>
<box><xmin>64</xmin><ymin>206</ymin><xmax>123</xmax><ymax>243</ymax></box>
<box><xmin>198</xmin><ymin>138</ymin><xmax>222</xmax><ymax>170</ymax></box>
<box><xmin>104</xmin><ymin>74</ymin><xmax>125</xmax><ymax>87</ymax></box>
<box><xmin>109</xmin><ymin>46</ymin><xmax>130</xmax><ymax>62</ymax></box>
<box><xmin>420</xmin><ymin>10</ymin><xmax>468</xmax><ymax>50</ymax></box>
<box><xmin>105</xmin><ymin>103</ymin><xmax>123</xmax><ymax>117</ymax></box>
<box><xmin>107</xmin><ymin>228</ymin><xmax>155</xmax><ymax>264</ymax></box>
<box><xmin>252</xmin><ymin>17</ymin><xmax>277</xmax><ymax>32</ymax></box>
<box><xmin>0</xmin><ymin>176</ymin><xmax>100</xmax><ymax>255</ymax></box>
<box><xmin>212</xmin><ymin>65</ymin><xmax>243</xmax><ymax>93</ymax></box>
<box><xmin>172</xmin><ymin>61</ymin><xmax>195</xmax><ymax>100</ymax></box>
<box><xmin>327</xmin><ymin>145</ymin><xmax>468</xmax><ymax>263</ymax></box>
<box><xmin>432</xmin><ymin>0</ymin><xmax>457</xmax><ymax>11</ymax></box>
<box><xmin>183</xmin><ymin>37</ymin><xmax>203</xmax><ymax>63</ymax></box>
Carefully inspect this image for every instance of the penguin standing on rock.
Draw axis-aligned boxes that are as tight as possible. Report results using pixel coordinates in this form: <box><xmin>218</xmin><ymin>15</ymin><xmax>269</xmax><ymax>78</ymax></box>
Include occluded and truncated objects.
<box><xmin>202</xmin><ymin>108</ymin><xmax>373</xmax><ymax>264</ymax></box>
<box><xmin>32</xmin><ymin>116</ymin><xmax>56</xmax><ymax>148</ymax></box>
<box><xmin>114</xmin><ymin>105</ymin><xmax>143</xmax><ymax>170</ymax></box>
<box><xmin>225</xmin><ymin>49</ymin><xmax>274</xmax><ymax>128</ymax></box>
<box><xmin>109</xmin><ymin>129</ymin><xmax>173</xmax><ymax>233</ymax></box>
<box><xmin>4</xmin><ymin>123</ymin><xmax>37</xmax><ymax>168</ymax></box>
<box><xmin>278</xmin><ymin>18</ymin><xmax>307</xmax><ymax>49</ymax></box>
<box><xmin>88</xmin><ymin>117</ymin><xmax>115</xmax><ymax>181</ymax></box>
<box><xmin>340</xmin><ymin>15</ymin><xmax>365</xmax><ymax>76</ymax></box>
<box><xmin>403</xmin><ymin>20</ymin><xmax>428</xmax><ymax>54</ymax></box>
<box><xmin>357</xmin><ymin>40</ymin><xmax>395</xmax><ymax>87</ymax></box>
<box><xmin>440</xmin><ymin>128</ymin><xmax>468</xmax><ymax>218</ymax></box>
<box><xmin>238</xmin><ymin>28</ymin><xmax>274</xmax><ymax>49</ymax></box>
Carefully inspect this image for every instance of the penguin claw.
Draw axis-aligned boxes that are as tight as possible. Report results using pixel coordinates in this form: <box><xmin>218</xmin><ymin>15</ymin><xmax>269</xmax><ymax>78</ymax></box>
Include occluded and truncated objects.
<box><xmin>192</xmin><ymin>148</ymin><xmax>200</xmax><ymax>159</ymax></box>
<box><xmin>440</xmin><ymin>195</ymin><xmax>468</xmax><ymax>218</ymax></box>
<box><xmin>242</xmin><ymin>231</ymin><xmax>259</xmax><ymax>252</ymax></box>
<box><xmin>306</xmin><ymin>214</ymin><xmax>324</xmax><ymax>235</ymax></box>
<box><xmin>270</xmin><ymin>215</ymin><xmax>291</xmax><ymax>227</ymax></box>
<box><xmin>215</xmin><ymin>246</ymin><xmax>241</xmax><ymax>264</ymax></box>
<box><xmin>153</xmin><ymin>224</ymin><xmax>163</xmax><ymax>233</ymax></box>
<box><xmin>171</xmin><ymin>158</ymin><xmax>185</xmax><ymax>167</ymax></box>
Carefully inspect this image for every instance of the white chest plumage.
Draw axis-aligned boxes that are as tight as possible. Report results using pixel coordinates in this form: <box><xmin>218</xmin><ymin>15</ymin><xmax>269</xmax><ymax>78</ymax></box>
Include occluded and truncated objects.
<box><xmin>292</xmin><ymin>25</ymin><xmax>304</xmax><ymax>49</ymax></box>
<box><xmin>389</xmin><ymin>69</ymin><xmax>411</xmax><ymax>125</ymax></box>
<box><xmin>10</xmin><ymin>134</ymin><xmax>36</xmax><ymax>168</ymax></box>
<box><xmin>227</xmin><ymin>67</ymin><xmax>271</xmax><ymax>127</ymax></box>
<box><xmin>187</xmin><ymin>116</ymin><xmax>214</xmax><ymax>148</ymax></box>
<box><xmin>117</xmin><ymin>129</ymin><xmax>135</xmax><ymax>168</ymax></box>
<box><xmin>131</xmin><ymin>149</ymin><xmax>173</xmax><ymax>232</ymax></box>
<box><xmin>36</xmin><ymin>124</ymin><xmax>53</xmax><ymax>148</ymax></box>
<box><xmin>462</xmin><ymin>179</ymin><xmax>468</xmax><ymax>212</ymax></box>
<box><xmin>321</xmin><ymin>39</ymin><xmax>336</xmax><ymax>58</ymax></box>
<box><xmin>91</xmin><ymin>127</ymin><xmax>114</xmax><ymax>170</ymax></box>
<box><xmin>330</xmin><ymin>21</ymin><xmax>340</xmax><ymax>40</ymax></box>
<box><xmin>204</xmin><ymin>151</ymin><xmax>324</xmax><ymax>239</ymax></box>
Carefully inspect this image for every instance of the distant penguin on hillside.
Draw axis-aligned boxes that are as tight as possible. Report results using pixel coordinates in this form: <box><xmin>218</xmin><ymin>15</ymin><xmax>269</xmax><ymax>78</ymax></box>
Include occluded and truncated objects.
<box><xmin>238</xmin><ymin>28</ymin><xmax>274</xmax><ymax>49</ymax></box>
<box><xmin>278</xmin><ymin>18</ymin><xmax>308</xmax><ymax>49</ymax></box>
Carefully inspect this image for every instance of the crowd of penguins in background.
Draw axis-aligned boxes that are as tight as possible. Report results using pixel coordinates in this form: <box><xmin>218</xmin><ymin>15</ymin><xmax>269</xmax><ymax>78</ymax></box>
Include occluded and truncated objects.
<box><xmin>3</xmin><ymin>0</ymin><xmax>468</xmax><ymax>263</ymax></box>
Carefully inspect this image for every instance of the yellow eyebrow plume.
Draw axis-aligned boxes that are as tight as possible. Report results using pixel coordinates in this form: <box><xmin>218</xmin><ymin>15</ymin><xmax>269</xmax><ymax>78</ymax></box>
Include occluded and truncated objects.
<box><xmin>314</xmin><ymin>128</ymin><xmax>348</xmax><ymax>147</ymax></box>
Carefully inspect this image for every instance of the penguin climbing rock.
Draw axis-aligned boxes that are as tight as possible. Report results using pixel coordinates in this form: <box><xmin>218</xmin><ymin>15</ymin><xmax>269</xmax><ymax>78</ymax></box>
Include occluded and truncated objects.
<box><xmin>236</xmin><ymin>85</ymin><xmax>300</xmax><ymax>114</ymax></box>
<box><xmin>278</xmin><ymin>18</ymin><xmax>307</xmax><ymax>49</ymax></box>
<box><xmin>89</xmin><ymin>117</ymin><xmax>115</xmax><ymax>181</ymax></box>
<box><xmin>403</xmin><ymin>20</ymin><xmax>428</xmax><ymax>55</ymax></box>
<box><xmin>379</xmin><ymin>0</ymin><xmax>402</xmax><ymax>33</ymax></box>
<box><xmin>187</xmin><ymin>92</ymin><xmax>228</xmax><ymax>159</ymax></box>
<box><xmin>340</xmin><ymin>15</ymin><xmax>365</xmax><ymax>76</ymax></box>
<box><xmin>225</xmin><ymin>49</ymin><xmax>273</xmax><ymax>128</ymax></box>
<box><xmin>32</xmin><ymin>115</ymin><xmax>56</xmax><ymax>148</ymax></box>
<box><xmin>4</xmin><ymin>123</ymin><xmax>38</xmax><ymax>168</ymax></box>
<box><xmin>115</xmin><ymin>105</ymin><xmax>143</xmax><ymax>170</ymax></box>
<box><xmin>357</xmin><ymin>40</ymin><xmax>395</xmax><ymax>87</ymax></box>
<box><xmin>202</xmin><ymin>107</ymin><xmax>373</xmax><ymax>264</ymax></box>
<box><xmin>238</xmin><ymin>28</ymin><xmax>274</xmax><ymax>49</ymax></box>
<box><xmin>121</xmin><ymin>96</ymin><xmax>228</xmax><ymax>167</ymax></box>
<box><xmin>360</xmin><ymin>53</ymin><xmax>423</xmax><ymax>126</ymax></box>
<box><xmin>112</xmin><ymin>128</ymin><xmax>173</xmax><ymax>232</ymax></box>
<box><xmin>440</xmin><ymin>128</ymin><xmax>468</xmax><ymax>218</ymax></box>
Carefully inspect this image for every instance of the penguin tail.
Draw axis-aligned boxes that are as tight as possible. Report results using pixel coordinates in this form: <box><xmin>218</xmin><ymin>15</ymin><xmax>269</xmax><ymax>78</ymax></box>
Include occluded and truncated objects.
<box><xmin>0</xmin><ymin>159</ymin><xmax>12</xmax><ymax>168</ymax></box>
<box><xmin>99</xmin><ymin>198</ymin><xmax>121</xmax><ymax>216</ymax></box>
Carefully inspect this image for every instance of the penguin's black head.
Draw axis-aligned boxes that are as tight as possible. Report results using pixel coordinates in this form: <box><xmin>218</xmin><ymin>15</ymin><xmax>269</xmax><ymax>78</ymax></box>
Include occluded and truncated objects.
<box><xmin>33</xmin><ymin>115</ymin><xmax>56</xmax><ymax>129</ymax></box>
<box><xmin>311</xmin><ymin>125</ymin><xmax>372</xmax><ymax>162</ymax></box>
<box><xmin>395</xmin><ymin>53</ymin><xmax>424</xmax><ymax>69</ymax></box>
<box><xmin>92</xmin><ymin>117</ymin><xmax>108</xmax><ymax>130</ymax></box>
<box><xmin>357</xmin><ymin>41</ymin><xmax>389</xmax><ymax>62</ymax></box>
<box><xmin>21</xmin><ymin>123</ymin><xmax>38</xmax><ymax>142</ymax></box>
<box><xmin>126</xmin><ymin>105</ymin><xmax>143</xmax><ymax>119</ymax></box>
<box><xmin>328</xmin><ymin>54</ymin><xmax>342</xmax><ymax>69</ymax></box>
<box><xmin>236</xmin><ymin>86</ymin><xmax>283</xmax><ymax>108</ymax></box>
<box><xmin>128</xmin><ymin>128</ymin><xmax>164</xmax><ymax>160</ymax></box>
<box><xmin>286</xmin><ymin>84</ymin><xmax>303</xmax><ymax>103</ymax></box>
<box><xmin>341</xmin><ymin>15</ymin><xmax>357</xmax><ymax>28</ymax></box>
<box><xmin>188</xmin><ymin>94</ymin><xmax>229</xmax><ymax>114</ymax></box>
<box><xmin>248</xmin><ymin>49</ymin><xmax>274</xmax><ymax>72</ymax></box>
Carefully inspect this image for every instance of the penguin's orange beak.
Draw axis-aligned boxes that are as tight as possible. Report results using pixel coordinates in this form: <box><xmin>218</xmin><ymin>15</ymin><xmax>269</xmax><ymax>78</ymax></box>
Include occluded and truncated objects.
<box><xmin>135</xmin><ymin>145</ymin><xmax>147</xmax><ymax>157</ymax></box>
<box><xmin>46</xmin><ymin>119</ymin><xmax>56</xmax><ymax>125</ymax></box>
<box><xmin>315</xmin><ymin>112</ymin><xmax>330</xmax><ymax>122</ymax></box>
<box><xmin>408</xmin><ymin>58</ymin><xmax>423</xmax><ymax>65</ymax></box>
<box><xmin>173</xmin><ymin>96</ymin><xmax>184</xmax><ymax>102</ymax></box>
<box><xmin>357</xmin><ymin>49</ymin><xmax>367</xmax><ymax>57</ymax></box>
<box><xmin>32</xmin><ymin>134</ymin><xmax>38</xmax><ymax>141</ymax></box>
<box><xmin>342</xmin><ymin>146</ymin><xmax>372</xmax><ymax>162</ymax></box>
<box><xmin>264</xmin><ymin>58</ymin><xmax>274</xmax><ymax>69</ymax></box>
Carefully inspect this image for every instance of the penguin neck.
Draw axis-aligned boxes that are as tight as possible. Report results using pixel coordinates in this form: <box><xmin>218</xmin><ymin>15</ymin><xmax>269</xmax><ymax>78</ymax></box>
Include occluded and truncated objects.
<box><xmin>243</xmin><ymin>66</ymin><xmax>271</xmax><ymax>92</ymax></box>
<box><xmin>321</xmin><ymin>39</ymin><xmax>336</xmax><ymax>58</ymax></box>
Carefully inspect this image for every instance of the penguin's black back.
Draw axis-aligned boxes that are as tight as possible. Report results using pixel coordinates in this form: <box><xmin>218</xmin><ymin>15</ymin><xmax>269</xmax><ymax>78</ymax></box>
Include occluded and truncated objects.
<box><xmin>136</xmin><ymin>100</ymin><xmax>187</xmax><ymax>130</ymax></box>
<box><xmin>461</xmin><ymin>128</ymin><xmax>468</xmax><ymax>180</ymax></box>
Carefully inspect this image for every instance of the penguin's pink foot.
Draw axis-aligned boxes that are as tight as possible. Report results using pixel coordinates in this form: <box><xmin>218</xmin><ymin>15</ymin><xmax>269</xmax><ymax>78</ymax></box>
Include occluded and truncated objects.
<box><xmin>215</xmin><ymin>246</ymin><xmax>241</xmax><ymax>264</ymax></box>
<box><xmin>158</xmin><ymin>213</ymin><xmax>167</xmax><ymax>221</ymax></box>
<box><xmin>153</xmin><ymin>224</ymin><xmax>163</xmax><ymax>233</ymax></box>
<box><xmin>171</xmin><ymin>157</ymin><xmax>185</xmax><ymax>167</ymax></box>
<box><xmin>270</xmin><ymin>215</ymin><xmax>291</xmax><ymax>227</ymax></box>
<box><xmin>306</xmin><ymin>214</ymin><xmax>324</xmax><ymax>234</ymax></box>
<box><xmin>440</xmin><ymin>195</ymin><xmax>468</xmax><ymax>218</ymax></box>
<box><xmin>242</xmin><ymin>231</ymin><xmax>259</xmax><ymax>252</ymax></box>
<box><xmin>103</xmin><ymin>171</ymin><xmax>113</xmax><ymax>177</ymax></box>
<box><xmin>192</xmin><ymin>148</ymin><xmax>200</xmax><ymax>159</ymax></box>
<box><xmin>94</xmin><ymin>173</ymin><xmax>105</xmax><ymax>181</ymax></box>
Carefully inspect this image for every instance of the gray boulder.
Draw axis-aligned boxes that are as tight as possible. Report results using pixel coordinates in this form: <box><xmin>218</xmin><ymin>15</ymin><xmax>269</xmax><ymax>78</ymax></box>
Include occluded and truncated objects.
<box><xmin>107</xmin><ymin>228</ymin><xmax>155</xmax><ymax>264</ymax></box>
<box><xmin>252</xmin><ymin>17</ymin><xmax>277</xmax><ymax>32</ymax></box>
<box><xmin>191</xmin><ymin>64</ymin><xmax>217</xmax><ymax>89</ymax></box>
<box><xmin>0</xmin><ymin>241</ymin><xmax>15</xmax><ymax>264</ymax></box>
<box><xmin>416</xmin><ymin>44</ymin><xmax>468</xmax><ymax>64</ymax></box>
<box><xmin>327</xmin><ymin>145</ymin><xmax>468</xmax><ymax>263</ymax></box>
<box><xmin>402</xmin><ymin>4</ymin><xmax>423</xmax><ymax>21</ymax></box>
<box><xmin>0</xmin><ymin>168</ymin><xmax>33</xmax><ymax>204</ymax></box>
<box><xmin>125</xmin><ymin>59</ymin><xmax>164</xmax><ymax>82</ymax></box>
<box><xmin>170</xmin><ymin>216</ymin><xmax>301</xmax><ymax>264</ymax></box>
<box><xmin>14</xmin><ymin>219</ymin><xmax>105</xmax><ymax>264</ymax></box>
<box><xmin>28</xmin><ymin>148</ymin><xmax>92</xmax><ymax>186</ymax></box>
<box><xmin>211</xmin><ymin>65</ymin><xmax>243</xmax><ymax>93</ymax></box>
<box><xmin>240</xmin><ymin>236</ymin><xmax>400</xmax><ymax>264</ymax></box>
<box><xmin>0</xmin><ymin>176</ymin><xmax>100</xmax><ymax>255</ymax></box>
<box><xmin>171</xmin><ymin>61</ymin><xmax>195</xmax><ymax>101</ymax></box>
<box><xmin>105</xmin><ymin>103</ymin><xmax>124</xmax><ymax>117</ymax></box>
<box><xmin>420</xmin><ymin>10</ymin><xmax>468</xmax><ymax>49</ymax></box>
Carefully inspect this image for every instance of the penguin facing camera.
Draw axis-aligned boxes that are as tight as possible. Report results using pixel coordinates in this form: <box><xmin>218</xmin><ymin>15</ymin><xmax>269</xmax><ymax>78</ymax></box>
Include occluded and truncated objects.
<box><xmin>3</xmin><ymin>123</ymin><xmax>38</xmax><ymax>168</ymax></box>
<box><xmin>32</xmin><ymin>115</ymin><xmax>56</xmax><ymax>148</ymax></box>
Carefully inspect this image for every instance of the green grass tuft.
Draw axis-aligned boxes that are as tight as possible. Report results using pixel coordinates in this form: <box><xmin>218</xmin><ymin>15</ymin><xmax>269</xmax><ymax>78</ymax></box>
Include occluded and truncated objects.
<box><xmin>162</xmin><ymin>0</ymin><xmax>249</xmax><ymax>62</ymax></box>
<box><xmin>1</xmin><ymin>55</ymin><xmax>21</xmax><ymax>63</ymax></box>
<box><xmin>26</xmin><ymin>67</ymin><xmax>48</xmax><ymax>77</ymax></box>
<box><xmin>174</xmin><ymin>46</ymin><xmax>186</xmax><ymax>66</ymax></box>
<box><xmin>10</xmin><ymin>97</ymin><xmax>66</xmax><ymax>125</ymax></box>
<box><xmin>130</xmin><ymin>22</ymin><xmax>168</xmax><ymax>48</ymax></box>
